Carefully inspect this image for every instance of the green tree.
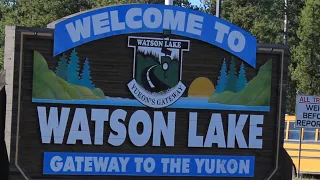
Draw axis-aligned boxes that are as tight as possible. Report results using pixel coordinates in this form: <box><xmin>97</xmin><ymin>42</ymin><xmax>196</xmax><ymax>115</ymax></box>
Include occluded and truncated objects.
<box><xmin>200</xmin><ymin>0</ymin><xmax>215</xmax><ymax>14</ymax></box>
<box><xmin>0</xmin><ymin>1</ymin><xmax>18</xmax><ymax>69</ymax></box>
<box><xmin>67</xmin><ymin>48</ymin><xmax>81</xmax><ymax>86</ymax></box>
<box><xmin>219</xmin><ymin>0</ymin><xmax>284</xmax><ymax>44</ymax></box>
<box><xmin>80</xmin><ymin>58</ymin><xmax>95</xmax><ymax>90</ymax></box>
<box><xmin>55</xmin><ymin>53</ymin><xmax>68</xmax><ymax>81</ymax></box>
<box><xmin>0</xmin><ymin>0</ymin><xmax>96</xmax><ymax>70</ymax></box>
<box><xmin>292</xmin><ymin>0</ymin><xmax>320</xmax><ymax>97</ymax></box>
<box><xmin>13</xmin><ymin>0</ymin><xmax>95</xmax><ymax>27</ymax></box>
<box><xmin>215</xmin><ymin>58</ymin><xmax>228</xmax><ymax>93</ymax></box>
<box><xmin>286</xmin><ymin>0</ymin><xmax>305</xmax><ymax>114</ymax></box>
<box><xmin>225</xmin><ymin>56</ymin><xmax>237</xmax><ymax>92</ymax></box>
<box><xmin>236</xmin><ymin>62</ymin><xmax>247</xmax><ymax>92</ymax></box>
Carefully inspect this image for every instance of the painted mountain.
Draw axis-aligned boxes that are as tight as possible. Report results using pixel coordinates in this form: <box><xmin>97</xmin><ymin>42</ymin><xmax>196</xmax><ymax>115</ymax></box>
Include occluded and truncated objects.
<box><xmin>32</xmin><ymin>50</ymin><xmax>105</xmax><ymax>100</ymax></box>
<box><xmin>208</xmin><ymin>59</ymin><xmax>272</xmax><ymax>106</ymax></box>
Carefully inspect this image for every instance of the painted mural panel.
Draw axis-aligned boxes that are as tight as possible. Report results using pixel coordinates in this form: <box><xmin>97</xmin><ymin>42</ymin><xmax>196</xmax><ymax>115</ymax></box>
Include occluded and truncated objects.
<box><xmin>32</xmin><ymin>34</ymin><xmax>271</xmax><ymax>112</ymax></box>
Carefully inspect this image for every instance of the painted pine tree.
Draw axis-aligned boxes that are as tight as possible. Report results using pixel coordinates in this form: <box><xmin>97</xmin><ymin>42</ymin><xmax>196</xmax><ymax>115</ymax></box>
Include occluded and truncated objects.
<box><xmin>215</xmin><ymin>58</ymin><xmax>228</xmax><ymax>93</ymax></box>
<box><xmin>80</xmin><ymin>58</ymin><xmax>95</xmax><ymax>90</ymax></box>
<box><xmin>67</xmin><ymin>48</ymin><xmax>81</xmax><ymax>85</ymax></box>
<box><xmin>225</xmin><ymin>56</ymin><xmax>238</xmax><ymax>92</ymax></box>
<box><xmin>55</xmin><ymin>53</ymin><xmax>68</xmax><ymax>80</ymax></box>
<box><xmin>236</xmin><ymin>62</ymin><xmax>247</xmax><ymax>92</ymax></box>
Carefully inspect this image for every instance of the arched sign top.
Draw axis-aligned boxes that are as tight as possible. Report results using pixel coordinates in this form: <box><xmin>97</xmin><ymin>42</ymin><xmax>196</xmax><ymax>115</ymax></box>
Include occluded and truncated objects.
<box><xmin>53</xmin><ymin>4</ymin><xmax>257</xmax><ymax>68</ymax></box>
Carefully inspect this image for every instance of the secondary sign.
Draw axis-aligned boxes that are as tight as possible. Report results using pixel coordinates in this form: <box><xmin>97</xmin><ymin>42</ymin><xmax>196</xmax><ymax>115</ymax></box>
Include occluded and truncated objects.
<box><xmin>296</xmin><ymin>94</ymin><xmax>320</xmax><ymax>128</ymax></box>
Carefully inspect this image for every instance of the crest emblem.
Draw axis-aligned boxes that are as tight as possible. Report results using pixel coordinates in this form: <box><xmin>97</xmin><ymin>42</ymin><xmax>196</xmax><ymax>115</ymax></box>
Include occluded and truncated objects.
<box><xmin>127</xmin><ymin>30</ymin><xmax>190</xmax><ymax>108</ymax></box>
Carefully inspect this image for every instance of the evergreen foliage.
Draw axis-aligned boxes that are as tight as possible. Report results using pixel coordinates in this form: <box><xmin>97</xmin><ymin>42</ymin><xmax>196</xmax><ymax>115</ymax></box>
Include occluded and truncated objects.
<box><xmin>55</xmin><ymin>53</ymin><xmax>68</xmax><ymax>80</ymax></box>
<box><xmin>215</xmin><ymin>58</ymin><xmax>228</xmax><ymax>93</ymax></box>
<box><xmin>236</xmin><ymin>62</ymin><xmax>247</xmax><ymax>92</ymax></box>
<box><xmin>80</xmin><ymin>58</ymin><xmax>95</xmax><ymax>90</ymax></box>
<box><xmin>67</xmin><ymin>48</ymin><xmax>81</xmax><ymax>86</ymax></box>
<box><xmin>292</xmin><ymin>0</ymin><xmax>320</xmax><ymax>97</ymax></box>
<box><xmin>225</xmin><ymin>56</ymin><xmax>237</xmax><ymax>92</ymax></box>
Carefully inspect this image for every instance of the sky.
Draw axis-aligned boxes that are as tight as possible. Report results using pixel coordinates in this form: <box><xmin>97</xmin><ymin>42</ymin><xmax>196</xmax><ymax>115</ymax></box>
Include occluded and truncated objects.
<box><xmin>189</xmin><ymin>0</ymin><xmax>202</xmax><ymax>6</ymax></box>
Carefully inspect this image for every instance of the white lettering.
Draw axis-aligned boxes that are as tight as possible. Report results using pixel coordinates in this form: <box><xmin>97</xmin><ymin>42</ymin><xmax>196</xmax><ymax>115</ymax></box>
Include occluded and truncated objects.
<box><xmin>228</xmin><ymin>30</ymin><xmax>246</xmax><ymax>52</ymax></box>
<box><xmin>143</xmin><ymin>8</ymin><xmax>162</xmax><ymax>28</ymax></box>
<box><xmin>91</xmin><ymin>109</ymin><xmax>108</xmax><ymax>145</ymax></box>
<box><xmin>144</xmin><ymin>157</ymin><xmax>156</xmax><ymax>173</ymax></box>
<box><xmin>50</xmin><ymin>156</ymin><xmax>63</xmax><ymax>172</ymax></box>
<box><xmin>67</xmin><ymin>108</ymin><xmax>91</xmax><ymax>145</ymax></box>
<box><xmin>153</xmin><ymin>111</ymin><xmax>176</xmax><ymax>146</ymax></box>
<box><xmin>216</xmin><ymin>159</ymin><xmax>226</xmax><ymax>174</ymax></box>
<box><xmin>134</xmin><ymin>157</ymin><xmax>143</xmax><ymax>172</ymax></box>
<box><xmin>126</xmin><ymin>8</ymin><xmax>142</xmax><ymax>29</ymax></box>
<box><xmin>204</xmin><ymin>159</ymin><xmax>215</xmax><ymax>173</ymax></box>
<box><xmin>119</xmin><ymin>157</ymin><xmax>130</xmax><ymax>172</ymax></box>
<box><xmin>63</xmin><ymin>157</ymin><xmax>76</xmax><ymax>172</ymax></box>
<box><xmin>110</xmin><ymin>10</ymin><xmax>125</xmax><ymax>31</ymax></box>
<box><xmin>163</xmin><ymin>10</ymin><xmax>185</xmax><ymax>31</ymax></box>
<box><xmin>204</xmin><ymin>113</ymin><xmax>226</xmax><ymax>148</ymax></box>
<box><xmin>181</xmin><ymin>158</ymin><xmax>190</xmax><ymax>173</ymax></box>
<box><xmin>226</xmin><ymin>159</ymin><xmax>238</xmax><ymax>174</ymax></box>
<box><xmin>214</xmin><ymin>21</ymin><xmax>246</xmax><ymax>52</ymax></box>
<box><xmin>49</xmin><ymin>155</ymin><xmax>252</xmax><ymax>175</ymax></box>
<box><xmin>186</xmin><ymin>13</ymin><xmax>203</xmax><ymax>35</ymax></box>
<box><xmin>195</xmin><ymin>158</ymin><xmax>205</xmax><ymax>173</ymax></box>
<box><xmin>39</xmin><ymin>106</ymin><xmax>263</xmax><ymax>150</ymax></box>
<box><xmin>170</xmin><ymin>158</ymin><xmax>181</xmax><ymax>173</ymax></box>
<box><xmin>249</xmin><ymin>115</ymin><xmax>264</xmax><ymax>148</ymax></box>
<box><xmin>93</xmin><ymin>157</ymin><xmax>109</xmax><ymax>172</ymax></box>
<box><xmin>161</xmin><ymin>158</ymin><xmax>170</xmax><ymax>173</ymax></box>
<box><xmin>227</xmin><ymin>114</ymin><xmax>247</xmax><ymax>148</ymax></box>
<box><xmin>214</xmin><ymin>21</ymin><xmax>230</xmax><ymax>43</ymax></box>
<box><xmin>107</xmin><ymin>157</ymin><xmax>120</xmax><ymax>172</ymax></box>
<box><xmin>108</xmin><ymin>109</ymin><xmax>127</xmax><ymax>146</ymax></box>
<box><xmin>92</xmin><ymin>12</ymin><xmax>110</xmax><ymax>35</ymax></box>
<box><xmin>129</xmin><ymin>110</ymin><xmax>152</xmax><ymax>146</ymax></box>
<box><xmin>37</xmin><ymin>106</ymin><xmax>70</xmax><ymax>144</ymax></box>
<box><xmin>65</xmin><ymin>17</ymin><xmax>91</xmax><ymax>42</ymax></box>
<box><xmin>239</xmin><ymin>160</ymin><xmax>250</xmax><ymax>174</ymax></box>
<box><xmin>188</xmin><ymin>112</ymin><xmax>203</xmax><ymax>147</ymax></box>
<box><xmin>84</xmin><ymin>157</ymin><xmax>93</xmax><ymax>172</ymax></box>
<box><xmin>75</xmin><ymin>156</ymin><xmax>84</xmax><ymax>172</ymax></box>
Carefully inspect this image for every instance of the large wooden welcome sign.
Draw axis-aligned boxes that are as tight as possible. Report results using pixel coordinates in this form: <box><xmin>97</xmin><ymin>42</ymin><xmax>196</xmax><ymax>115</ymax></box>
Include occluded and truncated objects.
<box><xmin>5</xmin><ymin>3</ymin><xmax>288</xmax><ymax>180</ymax></box>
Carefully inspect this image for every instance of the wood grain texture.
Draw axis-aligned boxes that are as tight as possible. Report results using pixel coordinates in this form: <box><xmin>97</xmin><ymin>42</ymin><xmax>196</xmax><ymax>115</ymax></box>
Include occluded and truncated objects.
<box><xmin>8</xmin><ymin>27</ymin><xmax>290</xmax><ymax>180</ymax></box>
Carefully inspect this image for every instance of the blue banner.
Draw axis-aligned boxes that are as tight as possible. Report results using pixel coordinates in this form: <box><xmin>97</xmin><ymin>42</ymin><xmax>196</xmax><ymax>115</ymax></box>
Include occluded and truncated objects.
<box><xmin>53</xmin><ymin>4</ymin><xmax>257</xmax><ymax>67</ymax></box>
<box><xmin>43</xmin><ymin>152</ymin><xmax>255</xmax><ymax>177</ymax></box>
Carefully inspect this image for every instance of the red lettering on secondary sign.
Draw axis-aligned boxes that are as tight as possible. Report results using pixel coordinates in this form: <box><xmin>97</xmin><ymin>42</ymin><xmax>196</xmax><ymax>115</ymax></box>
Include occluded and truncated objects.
<box><xmin>314</xmin><ymin>97</ymin><xmax>320</xmax><ymax>103</ymax></box>
<box><xmin>299</xmin><ymin>96</ymin><xmax>310</xmax><ymax>103</ymax></box>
